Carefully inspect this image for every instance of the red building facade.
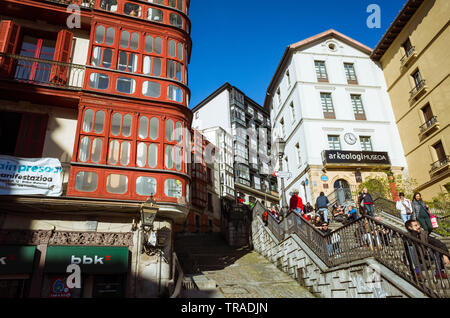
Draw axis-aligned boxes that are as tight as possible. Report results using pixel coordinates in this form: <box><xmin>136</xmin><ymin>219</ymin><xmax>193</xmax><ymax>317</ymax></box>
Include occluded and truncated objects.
<box><xmin>0</xmin><ymin>0</ymin><xmax>192</xmax><ymax>298</ymax></box>
<box><xmin>67</xmin><ymin>0</ymin><xmax>192</xmax><ymax>205</ymax></box>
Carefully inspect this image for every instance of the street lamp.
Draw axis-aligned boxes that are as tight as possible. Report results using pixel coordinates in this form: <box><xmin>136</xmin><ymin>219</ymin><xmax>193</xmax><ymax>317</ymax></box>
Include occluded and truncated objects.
<box><xmin>275</xmin><ymin>137</ymin><xmax>289</xmax><ymax>238</ymax></box>
<box><xmin>140</xmin><ymin>194</ymin><xmax>159</xmax><ymax>254</ymax></box>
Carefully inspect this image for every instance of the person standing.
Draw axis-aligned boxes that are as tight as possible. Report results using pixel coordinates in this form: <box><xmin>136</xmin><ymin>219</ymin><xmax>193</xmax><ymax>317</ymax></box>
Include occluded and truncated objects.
<box><xmin>315</xmin><ymin>192</ymin><xmax>329</xmax><ymax>223</ymax></box>
<box><xmin>319</xmin><ymin>222</ymin><xmax>333</xmax><ymax>256</ymax></box>
<box><xmin>357</xmin><ymin>191</ymin><xmax>366</xmax><ymax>216</ymax></box>
<box><xmin>289</xmin><ymin>189</ymin><xmax>304</xmax><ymax>214</ymax></box>
<box><xmin>396</xmin><ymin>192</ymin><xmax>413</xmax><ymax>223</ymax></box>
<box><xmin>411</xmin><ymin>192</ymin><xmax>433</xmax><ymax>235</ymax></box>
<box><xmin>361</xmin><ymin>188</ymin><xmax>374</xmax><ymax>217</ymax></box>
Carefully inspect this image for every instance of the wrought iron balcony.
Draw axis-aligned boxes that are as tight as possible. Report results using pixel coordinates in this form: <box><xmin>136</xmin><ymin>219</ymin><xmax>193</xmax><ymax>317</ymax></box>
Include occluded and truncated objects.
<box><xmin>409</xmin><ymin>79</ymin><xmax>427</xmax><ymax>100</ymax></box>
<box><xmin>430</xmin><ymin>155</ymin><xmax>450</xmax><ymax>174</ymax></box>
<box><xmin>419</xmin><ymin>116</ymin><xmax>438</xmax><ymax>135</ymax></box>
<box><xmin>0</xmin><ymin>52</ymin><xmax>85</xmax><ymax>90</ymax></box>
<box><xmin>42</xmin><ymin>0</ymin><xmax>94</xmax><ymax>7</ymax></box>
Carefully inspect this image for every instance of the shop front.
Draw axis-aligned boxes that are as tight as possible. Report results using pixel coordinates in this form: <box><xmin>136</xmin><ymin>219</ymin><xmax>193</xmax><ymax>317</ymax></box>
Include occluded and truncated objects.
<box><xmin>42</xmin><ymin>246</ymin><xmax>129</xmax><ymax>298</ymax></box>
<box><xmin>0</xmin><ymin>245</ymin><xmax>36</xmax><ymax>298</ymax></box>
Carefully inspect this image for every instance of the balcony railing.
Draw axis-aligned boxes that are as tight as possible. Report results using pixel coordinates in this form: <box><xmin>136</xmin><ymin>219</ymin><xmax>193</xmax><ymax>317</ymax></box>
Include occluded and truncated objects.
<box><xmin>401</xmin><ymin>46</ymin><xmax>416</xmax><ymax>65</ymax></box>
<box><xmin>409</xmin><ymin>79</ymin><xmax>426</xmax><ymax>99</ymax></box>
<box><xmin>0</xmin><ymin>52</ymin><xmax>85</xmax><ymax>90</ymax></box>
<box><xmin>430</xmin><ymin>156</ymin><xmax>450</xmax><ymax>173</ymax></box>
<box><xmin>419</xmin><ymin>116</ymin><xmax>438</xmax><ymax>134</ymax></box>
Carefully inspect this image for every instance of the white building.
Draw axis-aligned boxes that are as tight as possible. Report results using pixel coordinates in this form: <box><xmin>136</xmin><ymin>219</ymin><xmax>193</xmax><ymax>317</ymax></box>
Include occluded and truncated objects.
<box><xmin>265</xmin><ymin>30</ymin><xmax>408</xmax><ymax>206</ymax></box>
<box><xmin>192</xmin><ymin>83</ymin><xmax>279</xmax><ymax>208</ymax></box>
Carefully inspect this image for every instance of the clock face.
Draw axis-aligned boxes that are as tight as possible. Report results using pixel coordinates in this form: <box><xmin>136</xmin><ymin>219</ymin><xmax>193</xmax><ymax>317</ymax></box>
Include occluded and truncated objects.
<box><xmin>344</xmin><ymin>133</ymin><xmax>357</xmax><ymax>145</ymax></box>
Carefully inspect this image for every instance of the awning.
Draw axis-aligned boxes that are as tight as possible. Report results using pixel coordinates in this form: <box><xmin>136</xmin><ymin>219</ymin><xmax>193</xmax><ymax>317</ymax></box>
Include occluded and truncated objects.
<box><xmin>0</xmin><ymin>246</ymin><xmax>36</xmax><ymax>274</ymax></box>
<box><xmin>45</xmin><ymin>246</ymin><xmax>129</xmax><ymax>274</ymax></box>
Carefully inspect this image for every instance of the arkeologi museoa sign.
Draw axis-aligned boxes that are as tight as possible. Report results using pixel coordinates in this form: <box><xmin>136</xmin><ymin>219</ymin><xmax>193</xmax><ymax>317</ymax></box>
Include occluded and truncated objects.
<box><xmin>0</xmin><ymin>155</ymin><xmax>63</xmax><ymax>196</ymax></box>
<box><xmin>323</xmin><ymin>150</ymin><xmax>391</xmax><ymax>165</ymax></box>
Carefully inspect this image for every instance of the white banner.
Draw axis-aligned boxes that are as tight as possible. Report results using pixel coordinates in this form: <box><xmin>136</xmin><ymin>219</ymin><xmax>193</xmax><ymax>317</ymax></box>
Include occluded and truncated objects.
<box><xmin>0</xmin><ymin>155</ymin><xmax>63</xmax><ymax>196</ymax></box>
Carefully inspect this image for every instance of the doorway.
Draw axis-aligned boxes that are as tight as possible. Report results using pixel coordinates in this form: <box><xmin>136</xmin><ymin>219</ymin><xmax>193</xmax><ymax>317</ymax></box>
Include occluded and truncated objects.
<box><xmin>333</xmin><ymin>179</ymin><xmax>351</xmax><ymax>205</ymax></box>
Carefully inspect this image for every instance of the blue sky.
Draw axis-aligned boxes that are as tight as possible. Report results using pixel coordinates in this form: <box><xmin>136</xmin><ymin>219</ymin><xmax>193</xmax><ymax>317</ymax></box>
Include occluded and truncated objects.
<box><xmin>188</xmin><ymin>0</ymin><xmax>406</xmax><ymax>108</ymax></box>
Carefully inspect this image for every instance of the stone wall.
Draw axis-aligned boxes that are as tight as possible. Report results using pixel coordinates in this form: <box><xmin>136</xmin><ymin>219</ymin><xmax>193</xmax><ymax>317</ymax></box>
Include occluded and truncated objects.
<box><xmin>251</xmin><ymin>218</ymin><xmax>427</xmax><ymax>298</ymax></box>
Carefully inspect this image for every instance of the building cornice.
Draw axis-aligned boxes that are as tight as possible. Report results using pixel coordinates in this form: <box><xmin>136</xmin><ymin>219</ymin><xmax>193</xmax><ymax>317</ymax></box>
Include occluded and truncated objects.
<box><xmin>371</xmin><ymin>0</ymin><xmax>425</xmax><ymax>61</ymax></box>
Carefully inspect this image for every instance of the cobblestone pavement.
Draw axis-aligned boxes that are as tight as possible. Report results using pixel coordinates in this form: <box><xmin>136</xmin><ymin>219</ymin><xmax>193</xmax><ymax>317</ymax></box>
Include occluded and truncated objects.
<box><xmin>175</xmin><ymin>233</ymin><xmax>315</xmax><ymax>298</ymax></box>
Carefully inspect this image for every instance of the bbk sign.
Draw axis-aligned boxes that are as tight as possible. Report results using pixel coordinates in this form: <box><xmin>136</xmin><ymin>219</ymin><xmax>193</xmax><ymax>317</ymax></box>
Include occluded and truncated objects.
<box><xmin>0</xmin><ymin>246</ymin><xmax>36</xmax><ymax>274</ymax></box>
<box><xmin>45</xmin><ymin>246</ymin><xmax>129</xmax><ymax>274</ymax></box>
<box><xmin>70</xmin><ymin>255</ymin><xmax>108</xmax><ymax>265</ymax></box>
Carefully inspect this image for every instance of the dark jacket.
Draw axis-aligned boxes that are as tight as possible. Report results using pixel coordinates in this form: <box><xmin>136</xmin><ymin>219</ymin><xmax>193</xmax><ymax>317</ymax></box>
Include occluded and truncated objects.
<box><xmin>361</xmin><ymin>193</ymin><xmax>374</xmax><ymax>205</ymax></box>
<box><xmin>316</xmin><ymin>195</ymin><xmax>329</xmax><ymax>209</ymax></box>
<box><xmin>408</xmin><ymin>229</ymin><xmax>449</xmax><ymax>254</ymax></box>
<box><xmin>411</xmin><ymin>200</ymin><xmax>433</xmax><ymax>233</ymax></box>
<box><xmin>411</xmin><ymin>200</ymin><xmax>427</xmax><ymax>221</ymax></box>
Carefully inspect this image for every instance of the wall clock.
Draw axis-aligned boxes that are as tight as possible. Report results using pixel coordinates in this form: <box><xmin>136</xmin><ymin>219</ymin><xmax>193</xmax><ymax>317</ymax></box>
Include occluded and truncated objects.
<box><xmin>344</xmin><ymin>133</ymin><xmax>357</xmax><ymax>145</ymax></box>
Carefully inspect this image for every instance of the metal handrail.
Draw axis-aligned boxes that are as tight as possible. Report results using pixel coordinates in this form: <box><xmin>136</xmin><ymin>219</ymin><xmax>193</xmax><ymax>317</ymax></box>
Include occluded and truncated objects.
<box><xmin>260</xmin><ymin>208</ymin><xmax>450</xmax><ymax>298</ymax></box>
<box><xmin>0</xmin><ymin>52</ymin><xmax>85</xmax><ymax>90</ymax></box>
<box><xmin>419</xmin><ymin>116</ymin><xmax>438</xmax><ymax>133</ymax></box>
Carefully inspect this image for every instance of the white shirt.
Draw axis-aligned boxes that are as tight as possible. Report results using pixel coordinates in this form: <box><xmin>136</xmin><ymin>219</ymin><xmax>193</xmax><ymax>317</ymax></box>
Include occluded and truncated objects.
<box><xmin>396</xmin><ymin>199</ymin><xmax>412</xmax><ymax>215</ymax></box>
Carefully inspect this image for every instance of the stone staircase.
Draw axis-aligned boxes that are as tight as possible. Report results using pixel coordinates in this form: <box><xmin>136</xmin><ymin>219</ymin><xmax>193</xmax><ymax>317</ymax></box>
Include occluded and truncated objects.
<box><xmin>174</xmin><ymin>232</ymin><xmax>314</xmax><ymax>298</ymax></box>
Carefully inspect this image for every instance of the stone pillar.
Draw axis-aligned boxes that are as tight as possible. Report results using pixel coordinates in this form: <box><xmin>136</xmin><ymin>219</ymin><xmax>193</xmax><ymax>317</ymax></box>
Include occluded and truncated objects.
<box><xmin>135</xmin><ymin>220</ymin><xmax>173</xmax><ymax>298</ymax></box>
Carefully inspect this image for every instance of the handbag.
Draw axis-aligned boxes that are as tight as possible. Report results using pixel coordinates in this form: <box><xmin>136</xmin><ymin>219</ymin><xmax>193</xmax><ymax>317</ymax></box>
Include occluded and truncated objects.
<box><xmin>430</xmin><ymin>214</ymin><xmax>439</xmax><ymax>229</ymax></box>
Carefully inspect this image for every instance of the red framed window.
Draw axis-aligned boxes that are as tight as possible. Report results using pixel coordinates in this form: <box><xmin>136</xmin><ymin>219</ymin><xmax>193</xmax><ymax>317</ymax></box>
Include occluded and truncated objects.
<box><xmin>163</xmin><ymin>118</ymin><xmax>185</xmax><ymax>172</ymax></box>
<box><xmin>92</xmin><ymin>24</ymin><xmax>116</xmax><ymax>69</ymax></box>
<box><xmin>95</xmin><ymin>0</ymin><xmax>188</xmax><ymax>30</ymax></box>
<box><xmin>70</xmin><ymin>165</ymin><xmax>188</xmax><ymax>202</ymax></box>
<box><xmin>107</xmin><ymin>112</ymin><xmax>135</xmax><ymax>167</ymax></box>
<box><xmin>78</xmin><ymin>108</ymin><xmax>107</xmax><ymax>164</ymax></box>
<box><xmin>136</xmin><ymin>115</ymin><xmax>160</xmax><ymax>169</ymax></box>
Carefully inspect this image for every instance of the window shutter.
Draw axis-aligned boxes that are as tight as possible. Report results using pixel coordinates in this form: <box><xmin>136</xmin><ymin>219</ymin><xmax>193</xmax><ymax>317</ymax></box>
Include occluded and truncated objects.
<box><xmin>14</xmin><ymin>113</ymin><xmax>49</xmax><ymax>158</ymax></box>
<box><xmin>50</xmin><ymin>29</ymin><xmax>73</xmax><ymax>85</ymax></box>
<box><xmin>0</xmin><ymin>20</ymin><xmax>21</xmax><ymax>76</ymax></box>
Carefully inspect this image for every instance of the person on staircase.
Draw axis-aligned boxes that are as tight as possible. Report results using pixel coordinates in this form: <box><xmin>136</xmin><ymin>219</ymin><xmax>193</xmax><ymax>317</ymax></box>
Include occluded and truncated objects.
<box><xmin>346</xmin><ymin>204</ymin><xmax>358</xmax><ymax>223</ymax></box>
<box><xmin>289</xmin><ymin>189</ymin><xmax>304</xmax><ymax>216</ymax></box>
<box><xmin>404</xmin><ymin>220</ymin><xmax>449</xmax><ymax>280</ymax></box>
<box><xmin>411</xmin><ymin>192</ymin><xmax>433</xmax><ymax>235</ymax></box>
<box><xmin>312</xmin><ymin>215</ymin><xmax>323</xmax><ymax>230</ymax></box>
<box><xmin>396</xmin><ymin>192</ymin><xmax>413</xmax><ymax>223</ymax></box>
<box><xmin>304</xmin><ymin>202</ymin><xmax>315</xmax><ymax>221</ymax></box>
<box><xmin>360</xmin><ymin>188</ymin><xmax>375</xmax><ymax>217</ymax></box>
<box><xmin>315</xmin><ymin>192</ymin><xmax>329</xmax><ymax>223</ymax></box>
